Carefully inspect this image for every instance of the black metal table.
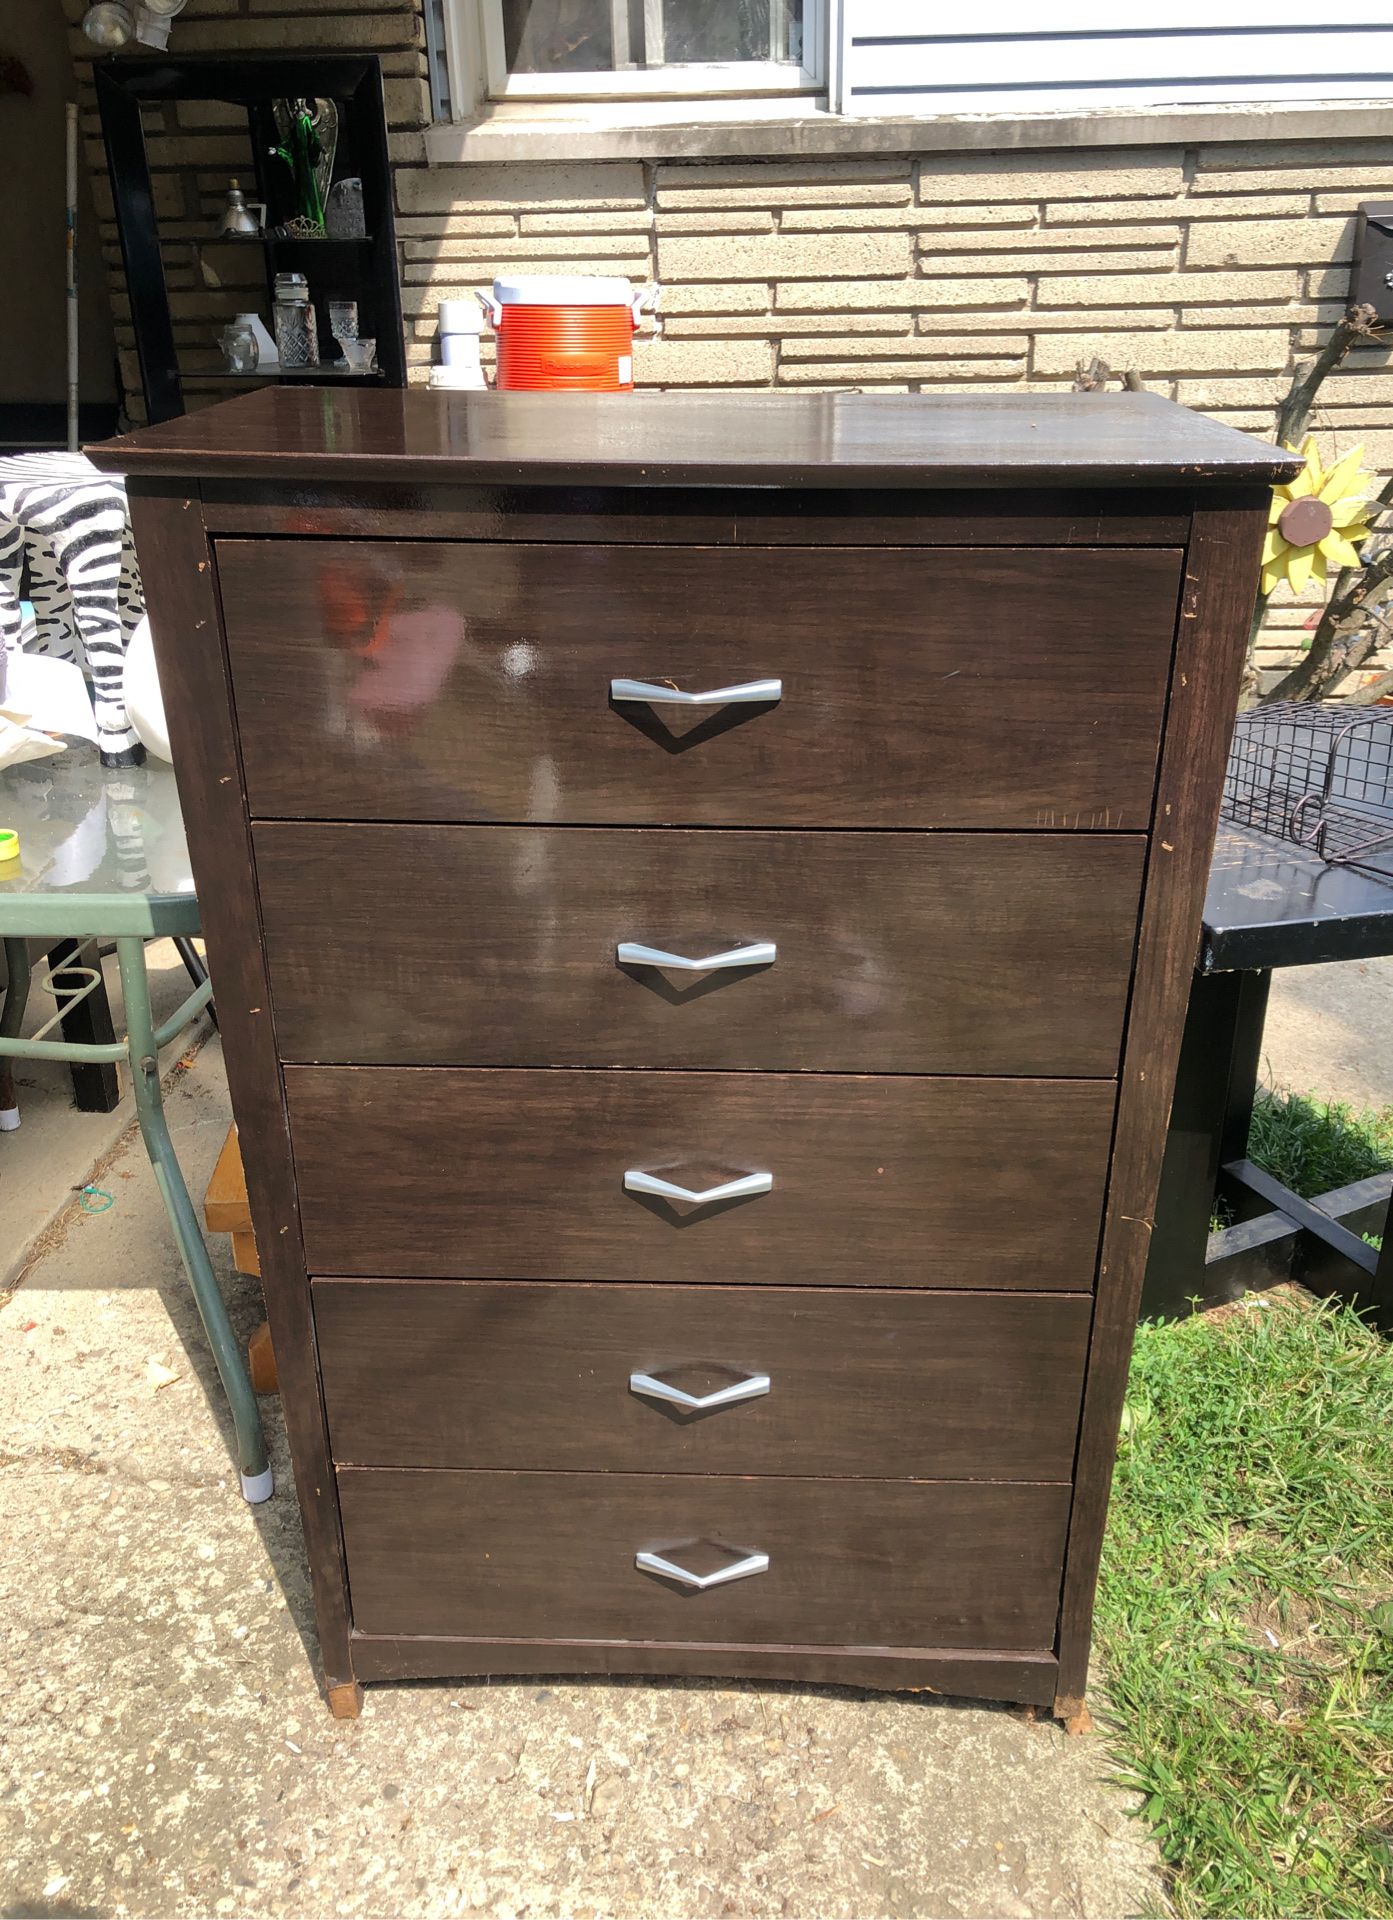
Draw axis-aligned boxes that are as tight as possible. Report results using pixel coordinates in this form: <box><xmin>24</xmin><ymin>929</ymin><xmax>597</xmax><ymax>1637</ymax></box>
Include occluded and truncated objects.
<box><xmin>1142</xmin><ymin>822</ymin><xmax>1393</xmax><ymax>1325</ymax></box>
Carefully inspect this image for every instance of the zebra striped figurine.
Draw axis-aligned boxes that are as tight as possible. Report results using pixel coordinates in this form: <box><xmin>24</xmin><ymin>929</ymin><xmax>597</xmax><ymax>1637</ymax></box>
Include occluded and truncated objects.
<box><xmin>0</xmin><ymin>452</ymin><xmax>146</xmax><ymax>766</ymax></box>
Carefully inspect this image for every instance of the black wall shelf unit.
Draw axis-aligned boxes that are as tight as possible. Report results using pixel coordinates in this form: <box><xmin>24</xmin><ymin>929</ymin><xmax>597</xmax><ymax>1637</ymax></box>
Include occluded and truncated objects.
<box><xmin>96</xmin><ymin>53</ymin><xmax>406</xmax><ymax>423</ymax></box>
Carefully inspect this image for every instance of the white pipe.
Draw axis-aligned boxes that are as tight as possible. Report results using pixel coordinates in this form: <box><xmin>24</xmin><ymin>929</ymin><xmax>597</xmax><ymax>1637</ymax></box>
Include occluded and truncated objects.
<box><xmin>66</xmin><ymin>101</ymin><xmax>79</xmax><ymax>453</ymax></box>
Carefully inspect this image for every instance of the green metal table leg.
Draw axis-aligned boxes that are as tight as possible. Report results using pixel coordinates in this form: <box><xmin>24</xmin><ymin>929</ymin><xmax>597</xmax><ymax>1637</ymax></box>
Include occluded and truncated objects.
<box><xmin>115</xmin><ymin>935</ymin><xmax>272</xmax><ymax>1503</ymax></box>
<box><xmin>0</xmin><ymin>937</ymin><xmax>32</xmax><ymax>1130</ymax></box>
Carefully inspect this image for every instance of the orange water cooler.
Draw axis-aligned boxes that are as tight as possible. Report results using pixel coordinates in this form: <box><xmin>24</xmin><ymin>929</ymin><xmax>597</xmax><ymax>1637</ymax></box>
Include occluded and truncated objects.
<box><xmin>478</xmin><ymin>275</ymin><xmax>661</xmax><ymax>392</ymax></box>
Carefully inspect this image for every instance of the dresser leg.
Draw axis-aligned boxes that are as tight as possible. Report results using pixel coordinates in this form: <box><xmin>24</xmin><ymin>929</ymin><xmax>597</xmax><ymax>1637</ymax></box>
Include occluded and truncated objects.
<box><xmin>327</xmin><ymin>1681</ymin><xmax>364</xmax><ymax>1720</ymax></box>
<box><xmin>1053</xmin><ymin>1692</ymin><xmax>1094</xmax><ymax>1736</ymax></box>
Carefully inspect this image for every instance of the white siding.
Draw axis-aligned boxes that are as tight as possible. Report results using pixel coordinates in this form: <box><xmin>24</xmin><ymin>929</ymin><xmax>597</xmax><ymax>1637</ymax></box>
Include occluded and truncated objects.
<box><xmin>840</xmin><ymin>0</ymin><xmax>1393</xmax><ymax>115</ymax></box>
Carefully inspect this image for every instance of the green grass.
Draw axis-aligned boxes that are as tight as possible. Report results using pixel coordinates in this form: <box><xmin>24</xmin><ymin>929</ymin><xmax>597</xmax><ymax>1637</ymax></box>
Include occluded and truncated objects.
<box><xmin>1207</xmin><ymin>1087</ymin><xmax>1393</xmax><ymax>1233</ymax></box>
<box><xmin>1247</xmin><ymin>1088</ymin><xmax>1393</xmax><ymax>1199</ymax></box>
<box><xmin>1097</xmin><ymin>1294</ymin><xmax>1393</xmax><ymax>1919</ymax></box>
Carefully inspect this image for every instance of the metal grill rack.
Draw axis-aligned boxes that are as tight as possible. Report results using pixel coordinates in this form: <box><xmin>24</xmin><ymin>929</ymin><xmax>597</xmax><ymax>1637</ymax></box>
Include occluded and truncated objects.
<box><xmin>1223</xmin><ymin>701</ymin><xmax>1393</xmax><ymax>878</ymax></box>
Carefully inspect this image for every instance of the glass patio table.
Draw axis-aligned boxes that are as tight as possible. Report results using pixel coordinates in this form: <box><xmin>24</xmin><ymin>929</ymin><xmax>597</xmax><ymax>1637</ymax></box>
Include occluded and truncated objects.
<box><xmin>0</xmin><ymin>748</ymin><xmax>271</xmax><ymax>1501</ymax></box>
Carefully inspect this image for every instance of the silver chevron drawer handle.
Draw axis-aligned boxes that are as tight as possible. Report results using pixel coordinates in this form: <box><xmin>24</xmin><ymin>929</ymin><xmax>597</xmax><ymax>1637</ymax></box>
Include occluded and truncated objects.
<box><xmin>629</xmin><ymin>1369</ymin><xmax>772</xmax><ymax>1412</ymax></box>
<box><xmin>616</xmin><ymin>941</ymin><xmax>776</xmax><ymax>972</ymax></box>
<box><xmin>624</xmin><ymin>1169</ymin><xmax>773</xmax><ymax>1205</ymax></box>
<box><xmin>610</xmin><ymin>677</ymin><xmax>782</xmax><ymax>707</ymax></box>
<box><xmin>635</xmin><ymin>1548</ymin><xmax>770</xmax><ymax>1590</ymax></box>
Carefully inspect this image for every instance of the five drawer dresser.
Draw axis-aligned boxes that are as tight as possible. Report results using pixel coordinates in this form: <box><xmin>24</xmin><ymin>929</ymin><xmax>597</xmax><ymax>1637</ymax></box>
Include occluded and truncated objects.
<box><xmin>91</xmin><ymin>389</ymin><xmax>1298</xmax><ymax>1720</ymax></box>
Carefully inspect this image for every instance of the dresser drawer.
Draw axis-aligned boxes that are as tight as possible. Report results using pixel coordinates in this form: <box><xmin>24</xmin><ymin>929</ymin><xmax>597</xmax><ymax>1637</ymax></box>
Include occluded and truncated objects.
<box><xmin>217</xmin><ymin>539</ymin><xmax>1178</xmax><ymax>828</ymax></box>
<box><xmin>339</xmin><ymin>1468</ymin><xmax>1071</xmax><ymax>1649</ymax></box>
<box><xmin>315</xmin><ymin>1280</ymin><xmax>1090</xmax><ymax>1478</ymax></box>
<box><xmin>286</xmin><ymin>1068</ymin><xmax>1114</xmax><ymax>1288</ymax></box>
<box><xmin>261</xmin><ymin>826</ymin><xmax>1143</xmax><ymax>1076</ymax></box>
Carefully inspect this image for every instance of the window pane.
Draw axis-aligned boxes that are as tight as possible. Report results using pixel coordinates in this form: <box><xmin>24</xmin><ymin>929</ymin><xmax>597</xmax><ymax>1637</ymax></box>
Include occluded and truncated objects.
<box><xmin>502</xmin><ymin>0</ymin><xmax>613</xmax><ymax>73</ymax></box>
<box><xmin>656</xmin><ymin>0</ymin><xmax>802</xmax><ymax>65</ymax></box>
<box><xmin>502</xmin><ymin>0</ymin><xmax>804</xmax><ymax>73</ymax></box>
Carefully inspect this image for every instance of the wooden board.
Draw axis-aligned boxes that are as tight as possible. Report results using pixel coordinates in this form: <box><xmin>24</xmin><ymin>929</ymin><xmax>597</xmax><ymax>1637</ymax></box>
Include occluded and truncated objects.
<box><xmin>231</xmin><ymin>1230</ymin><xmax>262</xmax><ymax>1279</ymax></box>
<box><xmin>203</xmin><ymin>1124</ymin><xmax>251</xmax><ymax>1234</ymax></box>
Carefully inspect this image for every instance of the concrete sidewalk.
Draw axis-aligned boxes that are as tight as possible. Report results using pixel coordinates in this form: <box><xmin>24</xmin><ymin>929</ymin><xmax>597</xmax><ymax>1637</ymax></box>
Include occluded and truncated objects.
<box><xmin>0</xmin><ymin>937</ymin><xmax>206</xmax><ymax>1287</ymax></box>
<box><xmin>0</xmin><ymin>1040</ymin><xmax>1165</xmax><ymax>1920</ymax></box>
<box><xmin>1264</xmin><ymin>954</ymin><xmax>1393</xmax><ymax>1110</ymax></box>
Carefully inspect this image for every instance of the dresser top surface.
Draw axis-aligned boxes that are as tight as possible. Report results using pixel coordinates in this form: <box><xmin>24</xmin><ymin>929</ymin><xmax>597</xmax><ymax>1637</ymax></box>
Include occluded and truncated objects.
<box><xmin>89</xmin><ymin>388</ymin><xmax>1301</xmax><ymax>491</ymax></box>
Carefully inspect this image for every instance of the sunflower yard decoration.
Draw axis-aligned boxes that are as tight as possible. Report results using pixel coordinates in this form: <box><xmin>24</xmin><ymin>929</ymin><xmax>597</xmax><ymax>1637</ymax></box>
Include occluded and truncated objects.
<box><xmin>1261</xmin><ymin>438</ymin><xmax>1374</xmax><ymax>597</ymax></box>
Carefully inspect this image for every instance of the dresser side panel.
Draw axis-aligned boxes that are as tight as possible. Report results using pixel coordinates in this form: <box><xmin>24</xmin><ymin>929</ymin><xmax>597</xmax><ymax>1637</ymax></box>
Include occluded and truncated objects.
<box><xmin>1055</xmin><ymin>496</ymin><xmax>1270</xmax><ymax>1713</ymax></box>
<box><xmin>124</xmin><ymin>479</ymin><xmax>354</xmax><ymax>1692</ymax></box>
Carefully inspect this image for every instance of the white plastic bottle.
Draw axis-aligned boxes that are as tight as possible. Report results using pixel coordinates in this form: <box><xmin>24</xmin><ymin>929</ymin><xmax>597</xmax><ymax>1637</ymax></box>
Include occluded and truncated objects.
<box><xmin>430</xmin><ymin>298</ymin><xmax>487</xmax><ymax>390</ymax></box>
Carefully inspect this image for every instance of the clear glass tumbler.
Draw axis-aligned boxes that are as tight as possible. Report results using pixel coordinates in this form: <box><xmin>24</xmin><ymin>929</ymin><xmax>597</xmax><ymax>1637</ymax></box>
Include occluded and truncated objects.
<box><xmin>220</xmin><ymin>316</ymin><xmax>260</xmax><ymax>374</ymax></box>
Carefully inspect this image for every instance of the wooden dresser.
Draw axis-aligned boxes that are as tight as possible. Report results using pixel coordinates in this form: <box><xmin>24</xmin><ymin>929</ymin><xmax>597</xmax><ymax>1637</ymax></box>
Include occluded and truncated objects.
<box><xmin>91</xmin><ymin>389</ymin><xmax>1296</xmax><ymax>1721</ymax></box>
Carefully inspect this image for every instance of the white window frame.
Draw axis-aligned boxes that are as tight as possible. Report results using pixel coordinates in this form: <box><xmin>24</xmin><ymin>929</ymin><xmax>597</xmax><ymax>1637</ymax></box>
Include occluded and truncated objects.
<box><xmin>470</xmin><ymin>0</ymin><xmax>828</xmax><ymax>102</ymax></box>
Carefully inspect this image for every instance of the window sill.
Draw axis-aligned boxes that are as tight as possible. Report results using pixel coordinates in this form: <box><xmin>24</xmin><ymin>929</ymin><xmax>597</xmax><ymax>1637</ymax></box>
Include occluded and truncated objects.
<box><xmin>424</xmin><ymin>95</ymin><xmax>1393</xmax><ymax>167</ymax></box>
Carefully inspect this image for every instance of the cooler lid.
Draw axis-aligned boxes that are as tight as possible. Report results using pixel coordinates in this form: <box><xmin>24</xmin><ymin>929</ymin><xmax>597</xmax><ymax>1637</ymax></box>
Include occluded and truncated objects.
<box><xmin>493</xmin><ymin>275</ymin><xmax>634</xmax><ymax>306</ymax></box>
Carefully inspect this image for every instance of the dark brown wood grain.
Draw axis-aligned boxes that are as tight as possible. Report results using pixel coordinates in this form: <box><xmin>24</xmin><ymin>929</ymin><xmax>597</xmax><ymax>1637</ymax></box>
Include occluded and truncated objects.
<box><xmin>258</xmin><ymin>826</ymin><xmax>1146</xmax><ymax>1076</ymax></box>
<box><xmin>122</xmin><ymin>481</ymin><xmax>356</xmax><ymax>1692</ymax></box>
<box><xmin>348</xmin><ymin>1634</ymin><xmax>1058</xmax><ymax>1705</ymax></box>
<box><xmin>1053</xmin><ymin>497</ymin><xmax>1272</xmax><ymax>1715</ymax></box>
<box><xmin>88</xmin><ymin>387</ymin><xmax>1302</xmax><ymax>489</ymax></box>
<box><xmin>197</xmin><ymin>480</ymin><xmax>1192</xmax><ymax>547</ymax></box>
<box><xmin>285</xmin><ymin>1067</ymin><xmax>1116</xmax><ymax>1289</ymax></box>
<box><xmin>337</xmin><ymin>1468</ymin><xmax>1073</xmax><ymax>1648</ymax></box>
<box><xmin>219</xmin><ymin>540</ymin><xmax>1178</xmax><ymax>828</ymax></box>
<box><xmin>313</xmin><ymin>1280</ymin><xmax>1092</xmax><ymax>1479</ymax></box>
<box><xmin>730</xmin><ymin>489</ymin><xmax>1195</xmax><ymax>547</ymax></box>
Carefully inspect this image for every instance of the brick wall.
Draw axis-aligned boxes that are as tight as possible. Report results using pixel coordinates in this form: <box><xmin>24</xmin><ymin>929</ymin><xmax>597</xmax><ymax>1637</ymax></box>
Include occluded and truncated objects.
<box><xmin>66</xmin><ymin>0</ymin><xmax>1393</xmax><ymax>684</ymax></box>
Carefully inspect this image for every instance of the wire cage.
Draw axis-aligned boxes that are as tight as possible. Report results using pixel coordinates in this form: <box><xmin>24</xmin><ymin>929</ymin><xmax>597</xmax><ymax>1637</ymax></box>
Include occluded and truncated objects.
<box><xmin>1223</xmin><ymin>702</ymin><xmax>1393</xmax><ymax>878</ymax></box>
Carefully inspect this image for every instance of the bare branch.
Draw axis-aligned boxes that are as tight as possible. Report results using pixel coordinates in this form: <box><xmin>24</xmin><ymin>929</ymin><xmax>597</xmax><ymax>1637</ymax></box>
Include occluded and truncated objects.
<box><xmin>1340</xmin><ymin>665</ymin><xmax>1393</xmax><ymax>706</ymax></box>
<box><xmin>1274</xmin><ymin>305</ymin><xmax>1384</xmax><ymax>448</ymax></box>
<box><xmin>1365</xmin><ymin>467</ymin><xmax>1393</xmax><ymax>523</ymax></box>
<box><xmin>1262</xmin><ymin>549</ymin><xmax>1393</xmax><ymax>702</ymax></box>
<box><xmin>1318</xmin><ymin>619</ymin><xmax>1391</xmax><ymax>700</ymax></box>
<box><xmin>1072</xmin><ymin>357</ymin><xmax>1147</xmax><ymax>393</ymax></box>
